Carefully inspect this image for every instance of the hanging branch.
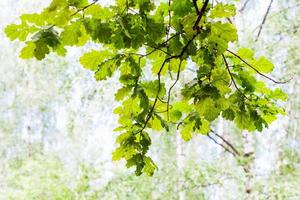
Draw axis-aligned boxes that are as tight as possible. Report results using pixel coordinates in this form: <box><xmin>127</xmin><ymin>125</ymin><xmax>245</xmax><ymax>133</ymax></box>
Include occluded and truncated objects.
<box><xmin>193</xmin><ymin>0</ymin><xmax>210</xmax><ymax>30</ymax></box>
<box><xmin>166</xmin><ymin>59</ymin><xmax>184</xmax><ymax>120</ymax></box>
<box><xmin>167</xmin><ymin>0</ymin><xmax>172</xmax><ymax>39</ymax></box>
<box><xmin>128</xmin><ymin>32</ymin><xmax>182</xmax><ymax>59</ymax></box>
<box><xmin>143</xmin><ymin>32</ymin><xmax>182</xmax><ymax>57</ymax></box>
<box><xmin>222</xmin><ymin>54</ymin><xmax>249</xmax><ymax>100</ymax></box>
<box><xmin>193</xmin><ymin>0</ymin><xmax>201</xmax><ymax>15</ymax></box>
<box><xmin>137</xmin><ymin>0</ymin><xmax>209</xmax><ymax>133</ymax></box>
<box><xmin>211</xmin><ymin>130</ymin><xmax>241</xmax><ymax>156</ymax></box>
<box><xmin>138</xmin><ymin>32</ymin><xmax>200</xmax><ymax>134</ymax></box>
<box><xmin>70</xmin><ymin>0</ymin><xmax>99</xmax><ymax>17</ymax></box>
<box><xmin>165</xmin><ymin>0</ymin><xmax>210</xmax><ymax>120</ymax></box>
<box><xmin>255</xmin><ymin>0</ymin><xmax>274</xmax><ymax>41</ymax></box>
<box><xmin>207</xmin><ymin>130</ymin><xmax>241</xmax><ymax>158</ymax></box>
<box><xmin>207</xmin><ymin>133</ymin><xmax>237</xmax><ymax>157</ymax></box>
<box><xmin>239</xmin><ymin>0</ymin><xmax>251</xmax><ymax>12</ymax></box>
<box><xmin>136</xmin><ymin>0</ymin><xmax>214</xmax><ymax>134</ymax></box>
<box><xmin>137</xmin><ymin>56</ymin><xmax>176</xmax><ymax>134</ymax></box>
<box><xmin>226</xmin><ymin>49</ymin><xmax>291</xmax><ymax>84</ymax></box>
<box><xmin>144</xmin><ymin>44</ymin><xmax>171</xmax><ymax>56</ymax></box>
<box><xmin>5</xmin><ymin>0</ymin><xmax>291</xmax><ymax>177</ymax></box>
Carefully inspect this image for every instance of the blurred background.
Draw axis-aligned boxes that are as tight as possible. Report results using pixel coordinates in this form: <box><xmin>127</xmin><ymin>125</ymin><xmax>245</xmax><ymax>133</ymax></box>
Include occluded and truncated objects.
<box><xmin>0</xmin><ymin>0</ymin><xmax>299</xmax><ymax>199</ymax></box>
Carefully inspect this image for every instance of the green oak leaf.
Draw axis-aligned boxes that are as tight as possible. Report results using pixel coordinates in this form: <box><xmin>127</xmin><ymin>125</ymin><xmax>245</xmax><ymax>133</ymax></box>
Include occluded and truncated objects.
<box><xmin>210</xmin><ymin>3</ymin><xmax>236</xmax><ymax>18</ymax></box>
<box><xmin>80</xmin><ymin>50</ymin><xmax>115</xmax><ymax>71</ymax></box>
<box><xmin>180</xmin><ymin>122</ymin><xmax>194</xmax><ymax>142</ymax></box>
<box><xmin>252</xmin><ymin>56</ymin><xmax>274</xmax><ymax>73</ymax></box>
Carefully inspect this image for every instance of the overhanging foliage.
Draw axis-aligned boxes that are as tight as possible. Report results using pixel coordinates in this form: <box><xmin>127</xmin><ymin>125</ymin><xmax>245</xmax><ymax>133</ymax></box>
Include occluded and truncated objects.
<box><xmin>5</xmin><ymin>0</ymin><xmax>288</xmax><ymax>176</ymax></box>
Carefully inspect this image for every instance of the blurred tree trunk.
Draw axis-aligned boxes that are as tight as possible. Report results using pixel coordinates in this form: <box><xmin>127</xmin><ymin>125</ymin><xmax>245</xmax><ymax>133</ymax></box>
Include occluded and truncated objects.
<box><xmin>176</xmin><ymin>130</ymin><xmax>186</xmax><ymax>200</ymax></box>
<box><xmin>242</xmin><ymin>131</ymin><xmax>255</xmax><ymax>199</ymax></box>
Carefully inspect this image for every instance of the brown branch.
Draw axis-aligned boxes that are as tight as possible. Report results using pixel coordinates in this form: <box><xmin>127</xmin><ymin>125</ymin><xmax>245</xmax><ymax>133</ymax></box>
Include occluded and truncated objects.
<box><xmin>135</xmin><ymin>0</ymin><xmax>209</xmax><ymax>133</ymax></box>
<box><xmin>226</xmin><ymin>49</ymin><xmax>291</xmax><ymax>84</ymax></box>
<box><xmin>70</xmin><ymin>0</ymin><xmax>99</xmax><ymax>17</ymax></box>
<box><xmin>193</xmin><ymin>0</ymin><xmax>200</xmax><ymax>15</ymax></box>
<box><xmin>160</xmin><ymin>32</ymin><xmax>182</xmax><ymax>47</ymax></box>
<box><xmin>143</xmin><ymin>32</ymin><xmax>182</xmax><ymax>57</ymax></box>
<box><xmin>166</xmin><ymin>59</ymin><xmax>183</xmax><ymax>120</ymax></box>
<box><xmin>166</xmin><ymin>32</ymin><xmax>200</xmax><ymax>120</ymax></box>
<box><xmin>193</xmin><ymin>0</ymin><xmax>210</xmax><ymax>30</ymax></box>
<box><xmin>207</xmin><ymin>133</ymin><xmax>237</xmax><ymax>157</ymax></box>
<box><xmin>137</xmin><ymin>31</ymin><xmax>200</xmax><ymax>134</ymax></box>
<box><xmin>226</xmin><ymin>17</ymin><xmax>233</xmax><ymax>24</ymax></box>
<box><xmin>158</xmin><ymin>97</ymin><xmax>168</xmax><ymax>104</ymax></box>
<box><xmin>212</xmin><ymin>131</ymin><xmax>241</xmax><ymax>156</ymax></box>
<box><xmin>137</xmin><ymin>55</ymin><xmax>178</xmax><ymax>134</ymax></box>
<box><xmin>128</xmin><ymin>8</ymin><xmax>139</xmax><ymax>14</ymax></box>
<box><xmin>239</xmin><ymin>0</ymin><xmax>251</xmax><ymax>12</ymax></box>
<box><xmin>167</xmin><ymin>0</ymin><xmax>172</xmax><ymax>37</ymax></box>
<box><xmin>255</xmin><ymin>0</ymin><xmax>274</xmax><ymax>41</ymax></box>
<box><xmin>145</xmin><ymin>44</ymin><xmax>171</xmax><ymax>56</ymax></box>
<box><xmin>128</xmin><ymin>33</ymin><xmax>182</xmax><ymax>59</ymax></box>
<box><xmin>222</xmin><ymin>54</ymin><xmax>249</xmax><ymax>100</ymax></box>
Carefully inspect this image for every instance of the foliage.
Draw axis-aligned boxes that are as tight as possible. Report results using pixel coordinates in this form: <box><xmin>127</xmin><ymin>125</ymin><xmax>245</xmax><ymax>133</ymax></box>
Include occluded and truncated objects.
<box><xmin>1</xmin><ymin>155</ymin><xmax>76</xmax><ymax>200</ymax></box>
<box><xmin>5</xmin><ymin>0</ymin><xmax>287</xmax><ymax>176</ymax></box>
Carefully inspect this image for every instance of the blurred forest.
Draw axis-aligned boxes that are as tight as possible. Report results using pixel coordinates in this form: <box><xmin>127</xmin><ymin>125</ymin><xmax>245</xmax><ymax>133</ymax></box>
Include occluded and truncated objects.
<box><xmin>0</xmin><ymin>0</ymin><xmax>299</xmax><ymax>199</ymax></box>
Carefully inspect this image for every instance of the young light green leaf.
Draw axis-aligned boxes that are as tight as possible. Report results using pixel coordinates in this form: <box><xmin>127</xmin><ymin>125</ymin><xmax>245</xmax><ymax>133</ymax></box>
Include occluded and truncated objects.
<box><xmin>180</xmin><ymin>122</ymin><xmax>194</xmax><ymax>142</ymax></box>
<box><xmin>210</xmin><ymin>3</ymin><xmax>236</xmax><ymax>18</ymax></box>
<box><xmin>79</xmin><ymin>50</ymin><xmax>114</xmax><ymax>70</ymax></box>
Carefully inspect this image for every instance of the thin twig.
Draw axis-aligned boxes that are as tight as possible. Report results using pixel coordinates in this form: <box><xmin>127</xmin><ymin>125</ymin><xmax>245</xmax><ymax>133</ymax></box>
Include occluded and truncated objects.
<box><xmin>158</xmin><ymin>97</ymin><xmax>168</xmax><ymax>104</ymax></box>
<box><xmin>145</xmin><ymin>44</ymin><xmax>171</xmax><ymax>56</ymax></box>
<box><xmin>70</xmin><ymin>0</ymin><xmax>99</xmax><ymax>17</ymax></box>
<box><xmin>137</xmin><ymin>32</ymin><xmax>200</xmax><ymax>134</ymax></box>
<box><xmin>226</xmin><ymin>49</ymin><xmax>291</xmax><ymax>84</ymax></box>
<box><xmin>165</xmin><ymin>0</ymin><xmax>210</xmax><ymax>120</ymax></box>
<box><xmin>143</xmin><ymin>32</ymin><xmax>182</xmax><ymax>57</ymax></box>
<box><xmin>212</xmin><ymin>131</ymin><xmax>241</xmax><ymax>156</ymax></box>
<box><xmin>207</xmin><ymin>134</ymin><xmax>237</xmax><ymax>157</ymax></box>
<box><xmin>137</xmin><ymin>55</ymin><xmax>178</xmax><ymax>134</ymax></box>
<box><xmin>136</xmin><ymin>1</ymin><xmax>211</xmax><ymax>134</ymax></box>
<box><xmin>166</xmin><ymin>59</ymin><xmax>183</xmax><ymax>120</ymax></box>
<box><xmin>167</xmin><ymin>0</ymin><xmax>172</xmax><ymax>38</ymax></box>
<box><xmin>239</xmin><ymin>0</ymin><xmax>251</xmax><ymax>12</ymax></box>
<box><xmin>222</xmin><ymin>54</ymin><xmax>249</xmax><ymax>100</ymax></box>
<box><xmin>255</xmin><ymin>0</ymin><xmax>274</xmax><ymax>41</ymax></box>
<box><xmin>128</xmin><ymin>33</ymin><xmax>182</xmax><ymax>59</ymax></box>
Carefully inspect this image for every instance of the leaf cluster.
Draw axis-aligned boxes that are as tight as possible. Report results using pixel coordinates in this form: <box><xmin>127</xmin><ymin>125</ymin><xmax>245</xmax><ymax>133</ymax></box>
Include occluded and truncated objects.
<box><xmin>5</xmin><ymin>0</ymin><xmax>287</xmax><ymax>176</ymax></box>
